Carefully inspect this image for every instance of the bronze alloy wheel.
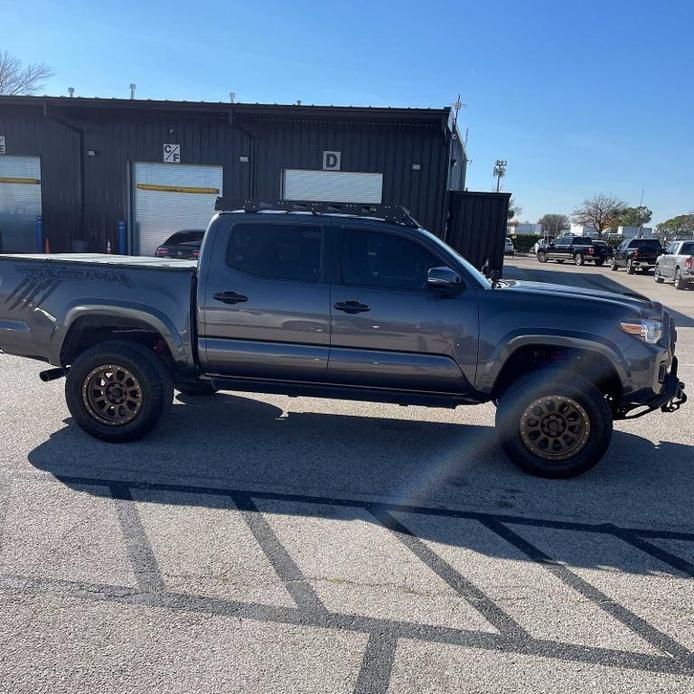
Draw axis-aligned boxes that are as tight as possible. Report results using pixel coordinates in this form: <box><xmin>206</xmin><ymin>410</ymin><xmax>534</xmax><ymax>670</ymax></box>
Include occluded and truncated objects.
<box><xmin>82</xmin><ymin>364</ymin><xmax>143</xmax><ymax>426</ymax></box>
<box><xmin>519</xmin><ymin>395</ymin><xmax>591</xmax><ymax>461</ymax></box>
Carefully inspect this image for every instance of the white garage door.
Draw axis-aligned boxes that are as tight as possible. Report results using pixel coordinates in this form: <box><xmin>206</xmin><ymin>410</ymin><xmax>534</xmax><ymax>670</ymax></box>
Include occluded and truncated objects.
<box><xmin>132</xmin><ymin>162</ymin><xmax>223</xmax><ymax>255</ymax></box>
<box><xmin>283</xmin><ymin>169</ymin><xmax>383</xmax><ymax>204</ymax></box>
<box><xmin>0</xmin><ymin>156</ymin><xmax>42</xmax><ymax>253</ymax></box>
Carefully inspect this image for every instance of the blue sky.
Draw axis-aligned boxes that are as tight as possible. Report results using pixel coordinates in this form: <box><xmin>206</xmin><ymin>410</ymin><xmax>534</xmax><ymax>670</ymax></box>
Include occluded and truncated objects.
<box><xmin>2</xmin><ymin>0</ymin><xmax>692</xmax><ymax>225</ymax></box>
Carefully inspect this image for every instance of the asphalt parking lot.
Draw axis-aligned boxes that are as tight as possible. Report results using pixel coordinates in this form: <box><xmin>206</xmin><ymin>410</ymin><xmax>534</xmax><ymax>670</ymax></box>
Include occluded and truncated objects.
<box><xmin>0</xmin><ymin>257</ymin><xmax>692</xmax><ymax>692</ymax></box>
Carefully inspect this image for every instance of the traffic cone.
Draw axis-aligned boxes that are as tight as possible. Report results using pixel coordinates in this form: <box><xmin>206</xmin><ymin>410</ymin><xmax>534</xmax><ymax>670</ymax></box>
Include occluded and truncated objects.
<box><xmin>44</xmin><ymin>237</ymin><xmax>51</xmax><ymax>254</ymax></box>
<box><xmin>106</xmin><ymin>239</ymin><xmax>112</xmax><ymax>254</ymax></box>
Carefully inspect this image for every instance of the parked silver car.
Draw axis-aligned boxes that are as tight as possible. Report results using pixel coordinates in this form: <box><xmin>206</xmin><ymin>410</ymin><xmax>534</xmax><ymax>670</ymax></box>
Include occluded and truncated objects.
<box><xmin>655</xmin><ymin>240</ymin><xmax>694</xmax><ymax>289</ymax></box>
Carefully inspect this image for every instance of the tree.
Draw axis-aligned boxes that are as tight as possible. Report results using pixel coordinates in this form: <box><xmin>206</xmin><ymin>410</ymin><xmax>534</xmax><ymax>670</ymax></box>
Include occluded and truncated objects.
<box><xmin>655</xmin><ymin>214</ymin><xmax>694</xmax><ymax>240</ymax></box>
<box><xmin>0</xmin><ymin>50</ymin><xmax>53</xmax><ymax>96</ymax></box>
<box><xmin>508</xmin><ymin>196</ymin><xmax>521</xmax><ymax>220</ymax></box>
<box><xmin>617</xmin><ymin>206</ymin><xmax>653</xmax><ymax>228</ymax></box>
<box><xmin>538</xmin><ymin>213</ymin><xmax>570</xmax><ymax>237</ymax></box>
<box><xmin>572</xmin><ymin>194</ymin><xmax>626</xmax><ymax>237</ymax></box>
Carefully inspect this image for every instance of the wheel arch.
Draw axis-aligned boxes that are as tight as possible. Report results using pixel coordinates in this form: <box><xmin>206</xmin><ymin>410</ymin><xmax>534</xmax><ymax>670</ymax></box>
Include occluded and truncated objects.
<box><xmin>53</xmin><ymin>304</ymin><xmax>194</xmax><ymax>372</ymax></box>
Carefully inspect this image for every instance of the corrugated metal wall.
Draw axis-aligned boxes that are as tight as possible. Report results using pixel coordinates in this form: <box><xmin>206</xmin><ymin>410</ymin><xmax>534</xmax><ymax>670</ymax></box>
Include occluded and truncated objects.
<box><xmin>0</xmin><ymin>103</ymin><xmax>450</xmax><ymax>252</ymax></box>
<box><xmin>446</xmin><ymin>191</ymin><xmax>511</xmax><ymax>270</ymax></box>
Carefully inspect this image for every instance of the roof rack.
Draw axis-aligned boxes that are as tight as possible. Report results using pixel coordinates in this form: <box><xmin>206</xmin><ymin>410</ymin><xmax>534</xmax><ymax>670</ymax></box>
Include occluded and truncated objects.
<box><xmin>214</xmin><ymin>198</ymin><xmax>421</xmax><ymax>228</ymax></box>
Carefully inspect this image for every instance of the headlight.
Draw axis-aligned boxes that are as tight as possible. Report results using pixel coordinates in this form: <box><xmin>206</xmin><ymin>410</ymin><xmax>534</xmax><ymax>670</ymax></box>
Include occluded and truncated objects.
<box><xmin>620</xmin><ymin>319</ymin><xmax>663</xmax><ymax>344</ymax></box>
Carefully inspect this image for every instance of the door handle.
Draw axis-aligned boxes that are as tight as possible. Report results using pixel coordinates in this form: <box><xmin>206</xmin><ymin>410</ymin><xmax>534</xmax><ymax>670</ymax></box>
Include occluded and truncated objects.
<box><xmin>214</xmin><ymin>291</ymin><xmax>248</xmax><ymax>304</ymax></box>
<box><xmin>334</xmin><ymin>300</ymin><xmax>370</xmax><ymax>314</ymax></box>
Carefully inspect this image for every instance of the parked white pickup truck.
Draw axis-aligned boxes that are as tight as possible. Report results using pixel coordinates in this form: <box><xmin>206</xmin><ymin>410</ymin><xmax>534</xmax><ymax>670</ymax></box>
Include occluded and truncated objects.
<box><xmin>655</xmin><ymin>240</ymin><xmax>694</xmax><ymax>289</ymax></box>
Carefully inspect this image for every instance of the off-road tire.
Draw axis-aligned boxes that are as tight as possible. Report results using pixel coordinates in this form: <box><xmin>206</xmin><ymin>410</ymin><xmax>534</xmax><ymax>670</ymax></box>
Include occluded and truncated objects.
<box><xmin>496</xmin><ymin>370</ymin><xmax>613</xmax><ymax>478</ymax></box>
<box><xmin>65</xmin><ymin>341</ymin><xmax>173</xmax><ymax>442</ymax></box>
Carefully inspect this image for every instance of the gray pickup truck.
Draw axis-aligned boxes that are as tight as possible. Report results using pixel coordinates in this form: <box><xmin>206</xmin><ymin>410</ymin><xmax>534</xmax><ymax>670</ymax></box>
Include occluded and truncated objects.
<box><xmin>0</xmin><ymin>200</ymin><xmax>686</xmax><ymax>478</ymax></box>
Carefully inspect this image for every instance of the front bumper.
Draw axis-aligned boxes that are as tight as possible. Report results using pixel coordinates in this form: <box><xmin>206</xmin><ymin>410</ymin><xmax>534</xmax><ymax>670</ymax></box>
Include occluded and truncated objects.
<box><xmin>620</xmin><ymin>356</ymin><xmax>687</xmax><ymax>419</ymax></box>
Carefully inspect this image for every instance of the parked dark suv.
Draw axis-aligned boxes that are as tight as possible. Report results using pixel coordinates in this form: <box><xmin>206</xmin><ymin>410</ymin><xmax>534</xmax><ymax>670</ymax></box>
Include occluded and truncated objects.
<box><xmin>611</xmin><ymin>238</ymin><xmax>662</xmax><ymax>274</ymax></box>
<box><xmin>536</xmin><ymin>235</ymin><xmax>608</xmax><ymax>266</ymax></box>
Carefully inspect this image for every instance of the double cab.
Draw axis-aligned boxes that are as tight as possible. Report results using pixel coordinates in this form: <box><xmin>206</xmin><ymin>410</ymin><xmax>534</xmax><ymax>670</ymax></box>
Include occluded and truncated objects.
<box><xmin>0</xmin><ymin>200</ymin><xmax>685</xmax><ymax>478</ymax></box>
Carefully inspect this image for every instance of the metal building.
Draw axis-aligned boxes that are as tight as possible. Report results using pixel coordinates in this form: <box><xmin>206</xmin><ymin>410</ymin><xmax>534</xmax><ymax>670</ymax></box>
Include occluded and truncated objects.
<box><xmin>0</xmin><ymin>96</ymin><xmax>468</xmax><ymax>255</ymax></box>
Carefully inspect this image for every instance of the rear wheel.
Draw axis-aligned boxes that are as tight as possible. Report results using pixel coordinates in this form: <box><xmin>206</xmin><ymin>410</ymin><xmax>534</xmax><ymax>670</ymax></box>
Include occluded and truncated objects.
<box><xmin>496</xmin><ymin>370</ymin><xmax>613</xmax><ymax>478</ymax></box>
<box><xmin>626</xmin><ymin>259</ymin><xmax>635</xmax><ymax>274</ymax></box>
<box><xmin>674</xmin><ymin>268</ymin><xmax>686</xmax><ymax>290</ymax></box>
<box><xmin>537</xmin><ymin>252</ymin><xmax>547</xmax><ymax>263</ymax></box>
<box><xmin>574</xmin><ymin>254</ymin><xmax>584</xmax><ymax>266</ymax></box>
<box><xmin>65</xmin><ymin>341</ymin><xmax>173</xmax><ymax>442</ymax></box>
<box><xmin>611</xmin><ymin>260</ymin><xmax>619</xmax><ymax>271</ymax></box>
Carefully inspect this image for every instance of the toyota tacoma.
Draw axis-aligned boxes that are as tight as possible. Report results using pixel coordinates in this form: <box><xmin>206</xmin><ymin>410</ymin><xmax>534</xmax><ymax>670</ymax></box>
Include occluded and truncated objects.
<box><xmin>0</xmin><ymin>200</ymin><xmax>686</xmax><ymax>478</ymax></box>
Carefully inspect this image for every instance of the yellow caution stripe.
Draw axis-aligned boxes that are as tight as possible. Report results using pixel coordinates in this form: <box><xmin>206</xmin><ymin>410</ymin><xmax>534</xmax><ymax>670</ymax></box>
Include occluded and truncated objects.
<box><xmin>136</xmin><ymin>183</ymin><xmax>219</xmax><ymax>194</ymax></box>
<box><xmin>0</xmin><ymin>177</ymin><xmax>41</xmax><ymax>185</ymax></box>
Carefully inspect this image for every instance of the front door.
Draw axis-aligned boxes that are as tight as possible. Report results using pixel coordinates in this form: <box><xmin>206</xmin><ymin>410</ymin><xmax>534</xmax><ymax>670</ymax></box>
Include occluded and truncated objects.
<box><xmin>197</xmin><ymin>219</ymin><xmax>331</xmax><ymax>379</ymax></box>
<box><xmin>327</xmin><ymin>226</ymin><xmax>477</xmax><ymax>393</ymax></box>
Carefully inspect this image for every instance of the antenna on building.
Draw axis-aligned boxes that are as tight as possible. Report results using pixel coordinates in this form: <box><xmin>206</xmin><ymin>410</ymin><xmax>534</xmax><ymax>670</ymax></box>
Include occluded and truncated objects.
<box><xmin>229</xmin><ymin>91</ymin><xmax>236</xmax><ymax>103</ymax></box>
<box><xmin>68</xmin><ymin>87</ymin><xmax>75</xmax><ymax>98</ymax></box>
<box><xmin>129</xmin><ymin>83</ymin><xmax>136</xmax><ymax>100</ymax></box>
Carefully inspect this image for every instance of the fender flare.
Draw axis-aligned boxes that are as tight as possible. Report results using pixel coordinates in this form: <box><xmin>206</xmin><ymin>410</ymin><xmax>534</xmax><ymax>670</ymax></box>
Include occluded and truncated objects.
<box><xmin>476</xmin><ymin>330</ymin><xmax>629</xmax><ymax>394</ymax></box>
<box><xmin>49</xmin><ymin>299</ymin><xmax>194</xmax><ymax>368</ymax></box>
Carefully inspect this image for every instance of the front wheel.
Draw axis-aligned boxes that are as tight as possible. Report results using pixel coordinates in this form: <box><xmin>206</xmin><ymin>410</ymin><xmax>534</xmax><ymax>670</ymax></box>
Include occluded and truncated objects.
<box><xmin>65</xmin><ymin>341</ymin><xmax>173</xmax><ymax>442</ymax></box>
<box><xmin>574</xmin><ymin>254</ymin><xmax>584</xmax><ymax>266</ymax></box>
<box><xmin>537</xmin><ymin>252</ymin><xmax>547</xmax><ymax>263</ymax></box>
<box><xmin>496</xmin><ymin>371</ymin><xmax>613</xmax><ymax>478</ymax></box>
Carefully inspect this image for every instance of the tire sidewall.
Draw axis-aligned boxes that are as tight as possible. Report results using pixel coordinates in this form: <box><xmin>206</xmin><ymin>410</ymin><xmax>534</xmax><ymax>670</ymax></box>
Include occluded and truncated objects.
<box><xmin>66</xmin><ymin>341</ymin><xmax>172</xmax><ymax>442</ymax></box>
<box><xmin>496</xmin><ymin>370</ymin><xmax>613</xmax><ymax>478</ymax></box>
<box><xmin>575</xmin><ymin>254</ymin><xmax>583</xmax><ymax>266</ymax></box>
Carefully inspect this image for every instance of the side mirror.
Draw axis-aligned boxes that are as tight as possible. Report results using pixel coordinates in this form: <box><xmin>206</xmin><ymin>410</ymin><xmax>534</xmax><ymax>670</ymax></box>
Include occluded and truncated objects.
<box><xmin>427</xmin><ymin>266</ymin><xmax>462</xmax><ymax>293</ymax></box>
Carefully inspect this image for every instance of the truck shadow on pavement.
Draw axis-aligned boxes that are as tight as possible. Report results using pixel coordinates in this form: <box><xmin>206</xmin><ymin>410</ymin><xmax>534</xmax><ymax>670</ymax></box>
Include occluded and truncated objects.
<box><xmin>26</xmin><ymin>391</ymin><xmax>694</xmax><ymax>578</ymax></box>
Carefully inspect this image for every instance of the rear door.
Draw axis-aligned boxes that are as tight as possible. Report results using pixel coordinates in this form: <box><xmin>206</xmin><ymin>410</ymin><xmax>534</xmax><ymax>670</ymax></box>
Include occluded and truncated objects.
<box><xmin>327</xmin><ymin>226</ymin><xmax>476</xmax><ymax>393</ymax></box>
<box><xmin>197</xmin><ymin>219</ymin><xmax>331</xmax><ymax>379</ymax></box>
<box><xmin>660</xmin><ymin>243</ymin><xmax>677</xmax><ymax>277</ymax></box>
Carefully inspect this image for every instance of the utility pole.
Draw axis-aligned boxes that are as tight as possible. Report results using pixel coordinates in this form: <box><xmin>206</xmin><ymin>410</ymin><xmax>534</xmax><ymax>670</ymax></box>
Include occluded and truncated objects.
<box><xmin>493</xmin><ymin>160</ymin><xmax>507</xmax><ymax>192</ymax></box>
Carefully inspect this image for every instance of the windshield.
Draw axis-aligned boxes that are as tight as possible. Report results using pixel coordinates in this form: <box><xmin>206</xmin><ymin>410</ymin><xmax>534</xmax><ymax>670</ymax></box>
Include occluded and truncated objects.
<box><xmin>419</xmin><ymin>228</ymin><xmax>491</xmax><ymax>288</ymax></box>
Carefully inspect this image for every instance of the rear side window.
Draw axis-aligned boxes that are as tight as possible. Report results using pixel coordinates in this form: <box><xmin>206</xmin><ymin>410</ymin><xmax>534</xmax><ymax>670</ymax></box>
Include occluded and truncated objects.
<box><xmin>680</xmin><ymin>242</ymin><xmax>694</xmax><ymax>255</ymax></box>
<box><xmin>341</xmin><ymin>228</ymin><xmax>440</xmax><ymax>290</ymax></box>
<box><xmin>167</xmin><ymin>231</ymin><xmax>204</xmax><ymax>246</ymax></box>
<box><xmin>226</xmin><ymin>222</ymin><xmax>323</xmax><ymax>282</ymax></box>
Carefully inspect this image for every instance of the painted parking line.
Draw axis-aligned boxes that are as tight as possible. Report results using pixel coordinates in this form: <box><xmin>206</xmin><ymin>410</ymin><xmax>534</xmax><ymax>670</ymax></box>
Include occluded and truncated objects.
<box><xmin>505</xmin><ymin>524</ymin><xmax>694</xmax><ymax>656</ymax></box>
<box><xmin>388</xmin><ymin>640</ymin><xmax>691</xmax><ymax>694</ymax></box>
<box><xmin>391</xmin><ymin>512</ymin><xmax>657</xmax><ymax>654</ymax></box>
<box><xmin>130</xmin><ymin>489</ymin><xmax>296</xmax><ymax>607</ymax></box>
<box><xmin>252</xmin><ymin>499</ymin><xmax>499</xmax><ymax>633</ymax></box>
<box><xmin>0</xmin><ymin>477</ymin><xmax>137</xmax><ymax>588</ymax></box>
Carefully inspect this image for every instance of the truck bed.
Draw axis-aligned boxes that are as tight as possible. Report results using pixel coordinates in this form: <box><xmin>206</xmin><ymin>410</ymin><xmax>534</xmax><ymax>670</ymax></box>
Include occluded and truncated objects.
<box><xmin>0</xmin><ymin>253</ymin><xmax>197</xmax><ymax>368</ymax></box>
<box><xmin>1</xmin><ymin>253</ymin><xmax>197</xmax><ymax>270</ymax></box>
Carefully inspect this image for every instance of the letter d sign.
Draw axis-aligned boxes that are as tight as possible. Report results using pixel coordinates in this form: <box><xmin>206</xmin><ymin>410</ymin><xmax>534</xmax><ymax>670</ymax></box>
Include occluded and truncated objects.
<box><xmin>322</xmin><ymin>151</ymin><xmax>341</xmax><ymax>171</ymax></box>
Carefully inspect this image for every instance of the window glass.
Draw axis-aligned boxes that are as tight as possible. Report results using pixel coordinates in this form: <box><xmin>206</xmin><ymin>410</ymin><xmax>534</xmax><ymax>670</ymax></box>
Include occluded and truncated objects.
<box><xmin>631</xmin><ymin>239</ymin><xmax>660</xmax><ymax>249</ymax></box>
<box><xmin>666</xmin><ymin>243</ymin><xmax>677</xmax><ymax>254</ymax></box>
<box><xmin>226</xmin><ymin>222</ymin><xmax>322</xmax><ymax>282</ymax></box>
<box><xmin>555</xmin><ymin>238</ymin><xmax>569</xmax><ymax>247</ymax></box>
<box><xmin>342</xmin><ymin>228</ymin><xmax>441</xmax><ymax>290</ymax></box>
<box><xmin>680</xmin><ymin>242</ymin><xmax>694</xmax><ymax>255</ymax></box>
